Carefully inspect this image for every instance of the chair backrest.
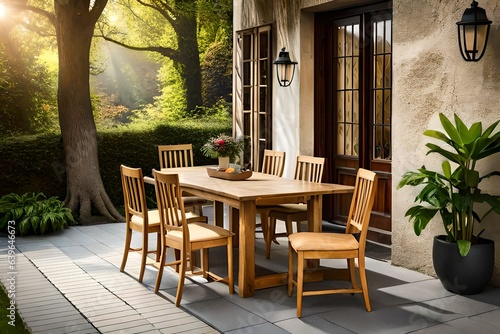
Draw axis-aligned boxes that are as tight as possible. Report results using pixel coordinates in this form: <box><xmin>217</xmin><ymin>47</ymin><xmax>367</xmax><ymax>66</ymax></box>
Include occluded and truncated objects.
<box><xmin>345</xmin><ymin>168</ymin><xmax>378</xmax><ymax>244</ymax></box>
<box><xmin>261</xmin><ymin>149</ymin><xmax>286</xmax><ymax>177</ymax></box>
<box><xmin>158</xmin><ymin>144</ymin><xmax>195</xmax><ymax>169</ymax></box>
<box><xmin>153</xmin><ymin>170</ymin><xmax>186</xmax><ymax>235</ymax></box>
<box><xmin>120</xmin><ymin>165</ymin><xmax>148</xmax><ymax>220</ymax></box>
<box><xmin>294</xmin><ymin>155</ymin><xmax>325</xmax><ymax>183</ymax></box>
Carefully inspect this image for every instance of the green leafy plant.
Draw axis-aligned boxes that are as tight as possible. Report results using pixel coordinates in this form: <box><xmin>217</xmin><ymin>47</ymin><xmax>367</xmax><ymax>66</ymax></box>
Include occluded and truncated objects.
<box><xmin>398</xmin><ymin>113</ymin><xmax>500</xmax><ymax>257</ymax></box>
<box><xmin>0</xmin><ymin>192</ymin><xmax>76</xmax><ymax>236</ymax></box>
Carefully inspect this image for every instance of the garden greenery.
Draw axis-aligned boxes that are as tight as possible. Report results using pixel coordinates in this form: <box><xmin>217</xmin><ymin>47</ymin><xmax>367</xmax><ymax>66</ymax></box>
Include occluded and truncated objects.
<box><xmin>0</xmin><ymin>192</ymin><xmax>75</xmax><ymax>236</ymax></box>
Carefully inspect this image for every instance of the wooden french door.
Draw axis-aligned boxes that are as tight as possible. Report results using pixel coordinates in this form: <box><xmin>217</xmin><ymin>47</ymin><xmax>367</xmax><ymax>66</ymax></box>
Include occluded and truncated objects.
<box><xmin>315</xmin><ymin>2</ymin><xmax>392</xmax><ymax>246</ymax></box>
<box><xmin>236</xmin><ymin>25</ymin><xmax>273</xmax><ymax>172</ymax></box>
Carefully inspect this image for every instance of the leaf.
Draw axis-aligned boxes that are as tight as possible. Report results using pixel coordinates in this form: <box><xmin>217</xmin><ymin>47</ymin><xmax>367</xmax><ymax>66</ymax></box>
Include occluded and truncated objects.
<box><xmin>440</xmin><ymin>113</ymin><xmax>463</xmax><ymax>146</ymax></box>
<box><xmin>423</xmin><ymin>130</ymin><xmax>450</xmax><ymax>143</ymax></box>
<box><xmin>442</xmin><ymin>161</ymin><xmax>451</xmax><ymax>179</ymax></box>
<box><xmin>19</xmin><ymin>217</ymin><xmax>31</xmax><ymax>236</ymax></box>
<box><xmin>425</xmin><ymin>143</ymin><xmax>462</xmax><ymax>164</ymax></box>
<box><xmin>457</xmin><ymin>239</ymin><xmax>471</xmax><ymax>257</ymax></box>
<box><xmin>405</xmin><ymin>206</ymin><xmax>439</xmax><ymax>235</ymax></box>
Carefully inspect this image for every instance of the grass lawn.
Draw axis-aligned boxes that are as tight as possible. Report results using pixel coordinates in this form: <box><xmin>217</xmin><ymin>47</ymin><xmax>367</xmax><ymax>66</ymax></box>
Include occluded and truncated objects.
<box><xmin>0</xmin><ymin>282</ymin><xmax>30</xmax><ymax>333</ymax></box>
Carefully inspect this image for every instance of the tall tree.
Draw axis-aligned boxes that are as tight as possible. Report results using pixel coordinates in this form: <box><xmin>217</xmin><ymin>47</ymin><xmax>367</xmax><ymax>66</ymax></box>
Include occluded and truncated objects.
<box><xmin>101</xmin><ymin>0</ymin><xmax>205</xmax><ymax>114</ymax></box>
<box><xmin>6</xmin><ymin>0</ymin><xmax>122</xmax><ymax>222</ymax></box>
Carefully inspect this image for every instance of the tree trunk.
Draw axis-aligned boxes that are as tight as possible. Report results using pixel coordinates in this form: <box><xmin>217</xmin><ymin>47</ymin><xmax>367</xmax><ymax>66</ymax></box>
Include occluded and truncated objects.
<box><xmin>55</xmin><ymin>0</ymin><xmax>122</xmax><ymax>223</ymax></box>
<box><xmin>175</xmin><ymin>7</ymin><xmax>203</xmax><ymax>114</ymax></box>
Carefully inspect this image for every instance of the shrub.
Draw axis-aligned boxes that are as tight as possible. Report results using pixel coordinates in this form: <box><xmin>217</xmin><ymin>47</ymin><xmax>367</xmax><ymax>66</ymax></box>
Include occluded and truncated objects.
<box><xmin>0</xmin><ymin>192</ymin><xmax>75</xmax><ymax>236</ymax></box>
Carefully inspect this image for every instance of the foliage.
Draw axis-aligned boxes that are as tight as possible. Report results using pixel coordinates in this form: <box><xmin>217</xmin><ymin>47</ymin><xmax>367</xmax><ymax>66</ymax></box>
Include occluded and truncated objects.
<box><xmin>201</xmin><ymin>41</ymin><xmax>232</xmax><ymax>107</ymax></box>
<box><xmin>0</xmin><ymin>284</ymin><xmax>30</xmax><ymax>334</ymax></box>
<box><xmin>0</xmin><ymin>120</ymin><xmax>232</xmax><ymax>212</ymax></box>
<box><xmin>398</xmin><ymin>113</ymin><xmax>500</xmax><ymax>256</ymax></box>
<box><xmin>0</xmin><ymin>192</ymin><xmax>76</xmax><ymax>236</ymax></box>
<box><xmin>201</xmin><ymin>133</ymin><xmax>244</xmax><ymax>162</ymax></box>
<box><xmin>0</xmin><ymin>18</ymin><xmax>58</xmax><ymax>135</ymax></box>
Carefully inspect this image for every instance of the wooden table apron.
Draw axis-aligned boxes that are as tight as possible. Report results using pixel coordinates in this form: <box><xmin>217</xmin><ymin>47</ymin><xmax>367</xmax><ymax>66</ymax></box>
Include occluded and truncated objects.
<box><xmin>157</xmin><ymin>166</ymin><xmax>354</xmax><ymax>298</ymax></box>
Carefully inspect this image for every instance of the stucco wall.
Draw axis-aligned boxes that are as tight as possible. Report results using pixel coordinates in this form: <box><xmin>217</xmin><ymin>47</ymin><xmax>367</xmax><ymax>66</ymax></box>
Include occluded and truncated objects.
<box><xmin>392</xmin><ymin>0</ymin><xmax>500</xmax><ymax>285</ymax></box>
<box><xmin>234</xmin><ymin>0</ymin><xmax>500</xmax><ymax>285</ymax></box>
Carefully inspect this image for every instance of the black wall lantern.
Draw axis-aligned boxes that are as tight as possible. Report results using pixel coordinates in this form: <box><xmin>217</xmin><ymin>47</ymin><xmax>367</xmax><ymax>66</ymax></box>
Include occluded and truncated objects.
<box><xmin>456</xmin><ymin>1</ymin><xmax>492</xmax><ymax>62</ymax></box>
<box><xmin>273</xmin><ymin>47</ymin><xmax>297</xmax><ymax>87</ymax></box>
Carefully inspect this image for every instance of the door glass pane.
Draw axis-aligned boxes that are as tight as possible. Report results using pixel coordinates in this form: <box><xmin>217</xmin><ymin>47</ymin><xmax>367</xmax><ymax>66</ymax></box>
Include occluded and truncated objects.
<box><xmin>353</xmin><ymin>24</ymin><xmax>360</xmax><ymax>56</ymax></box>
<box><xmin>243</xmin><ymin>35</ymin><xmax>252</xmax><ymax>59</ymax></box>
<box><xmin>259</xmin><ymin>32</ymin><xmax>268</xmax><ymax>58</ymax></box>
<box><xmin>335</xmin><ymin>21</ymin><xmax>360</xmax><ymax>158</ymax></box>
<box><xmin>345</xmin><ymin>58</ymin><xmax>352</xmax><ymax>89</ymax></box>
<box><xmin>336</xmin><ymin>58</ymin><xmax>345</xmax><ymax>89</ymax></box>
<box><xmin>337</xmin><ymin>92</ymin><xmax>344</xmax><ymax>122</ymax></box>
<box><xmin>346</xmin><ymin>25</ymin><xmax>353</xmax><ymax>56</ymax></box>
<box><xmin>259</xmin><ymin>87</ymin><xmax>267</xmax><ymax>112</ymax></box>
<box><xmin>260</xmin><ymin>60</ymin><xmax>268</xmax><ymax>85</ymax></box>
<box><xmin>372</xmin><ymin>18</ymin><xmax>392</xmax><ymax>161</ymax></box>
<box><xmin>243</xmin><ymin>87</ymin><xmax>251</xmax><ymax>110</ymax></box>
<box><xmin>337</xmin><ymin>124</ymin><xmax>345</xmax><ymax>155</ymax></box>
<box><xmin>337</xmin><ymin>27</ymin><xmax>345</xmax><ymax>56</ymax></box>
<box><xmin>243</xmin><ymin>62</ymin><xmax>251</xmax><ymax>86</ymax></box>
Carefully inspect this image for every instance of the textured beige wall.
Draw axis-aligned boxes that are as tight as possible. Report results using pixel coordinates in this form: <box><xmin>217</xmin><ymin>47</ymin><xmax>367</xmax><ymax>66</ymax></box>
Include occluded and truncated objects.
<box><xmin>234</xmin><ymin>0</ymin><xmax>500</xmax><ymax>285</ymax></box>
<box><xmin>392</xmin><ymin>0</ymin><xmax>500</xmax><ymax>285</ymax></box>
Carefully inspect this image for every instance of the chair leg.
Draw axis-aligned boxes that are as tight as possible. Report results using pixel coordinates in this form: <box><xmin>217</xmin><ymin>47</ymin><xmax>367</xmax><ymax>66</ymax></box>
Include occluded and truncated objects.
<box><xmin>120</xmin><ymin>227</ymin><xmax>132</xmax><ymax>272</ymax></box>
<box><xmin>285</xmin><ymin>217</ymin><xmax>293</xmax><ymax>237</ymax></box>
<box><xmin>175</xmin><ymin>248</ymin><xmax>187</xmax><ymax>307</ymax></box>
<box><xmin>260</xmin><ymin>209</ymin><xmax>270</xmax><ymax>245</ymax></box>
<box><xmin>154</xmin><ymin>244</ymin><xmax>167</xmax><ymax>293</ymax></box>
<box><xmin>138</xmin><ymin>233</ymin><xmax>148</xmax><ymax>282</ymax></box>
<box><xmin>296</xmin><ymin>251</ymin><xmax>304</xmax><ymax>318</ymax></box>
<box><xmin>348</xmin><ymin>258</ymin><xmax>358</xmax><ymax>289</ymax></box>
<box><xmin>287</xmin><ymin>243</ymin><xmax>294</xmax><ymax>297</ymax></box>
<box><xmin>156</xmin><ymin>232</ymin><xmax>161</xmax><ymax>262</ymax></box>
<box><xmin>358</xmin><ymin>256</ymin><xmax>371</xmax><ymax>312</ymax></box>
<box><xmin>201</xmin><ymin>248</ymin><xmax>209</xmax><ymax>278</ymax></box>
<box><xmin>266</xmin><ymin>216</ymin><xmax>277</xmax><ymax>259</ymax></box>
<box><xmin>227</xmin><ymin>237</ymin><xmax>234</xmax><ymax>294</ymax></box>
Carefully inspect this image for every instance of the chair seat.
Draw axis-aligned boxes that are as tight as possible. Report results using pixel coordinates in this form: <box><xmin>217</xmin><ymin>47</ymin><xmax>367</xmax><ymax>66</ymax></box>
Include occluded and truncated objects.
<box><xmin>289</xmin><ymin>232</ymin><xmax>359</xmax><ymax>251</ymax></box>
<box><xmin>167</xmin><ymin>222</ymin><xmax>234</xmax><ymax>242</ymax></box>
<box><xmin>270</xmin><ymin>203</ymin><xmax>306</xmax><ymax>214</ymax></box>
<box><xmin>131</xmin><ymin>210</ymin><xmax>161</xmax><ymax>228</ymax></box>
<box><xmin>183</xmin><ymin>195</ymin><xmax>211</xmax><ymax>207</ymax></box>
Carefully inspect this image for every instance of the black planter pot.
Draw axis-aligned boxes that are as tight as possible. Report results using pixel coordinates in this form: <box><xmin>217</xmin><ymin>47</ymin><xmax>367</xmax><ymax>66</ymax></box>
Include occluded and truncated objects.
<box><xmin>432</xmin><ymin>235</ymin><xmax>495</xmax><ymax>295</ymax></box>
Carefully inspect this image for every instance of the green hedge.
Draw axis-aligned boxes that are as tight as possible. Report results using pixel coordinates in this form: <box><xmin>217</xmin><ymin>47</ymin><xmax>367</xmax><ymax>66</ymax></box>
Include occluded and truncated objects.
<box><xmin>0</xmin><ymin>121</ymin><xmax>231</xmax><ymax>210</ymax></box>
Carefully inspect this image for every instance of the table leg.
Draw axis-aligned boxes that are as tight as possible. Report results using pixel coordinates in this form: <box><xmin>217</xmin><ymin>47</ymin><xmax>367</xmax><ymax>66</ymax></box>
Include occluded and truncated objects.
<box><xmin>307</xmin><ymin>195</ymin><xmax>322</xmax><ymax>268</ymax></box>
<box><xmin>238</xmin><ymin>200</ymin><xmax>255</xmax><ymax>297</ymax></box>
<box><xmin>214</xmin><ymin>201</ymin><xmax>224</xmax><ymax>227</ymax></box>
<box><xmin>229</xmin><ymin>207</ymin><xmax>240</xmax><ymax>247</ymax></box>
<box><xmin>307</xmin><ymin>195</ymin><xmax>323</xmax><ymax>232</ymax></box>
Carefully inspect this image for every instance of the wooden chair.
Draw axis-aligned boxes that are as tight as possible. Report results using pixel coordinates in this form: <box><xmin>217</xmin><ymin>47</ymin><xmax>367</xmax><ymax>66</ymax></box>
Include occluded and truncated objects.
<box><xmin>265</xmin><ymin>155</ymin><xmax>325</xmax><ymax>258</ymax></box>
<box><xmin>256</xmin><ymin>149</ymin><xmax>286</xmax><ymax>243</ymax></box>
<box><xmin>153</xmin><ymin>170</ymin><xmax>234</xmax><ymax>306</ymax></box>
<box><xmin>287</xmin><ymin>168</ymin><xmax>378</xmax><ymax>317</ymax></box>
<box><xmin>158</xmin><ymin>144</ymin><xmax>211</xmax><ymax>215</ymax></box>
<box><xmin>120</xmin><ymin>165</ymin><xmax>161</xmax><ymax>282</ymax></box>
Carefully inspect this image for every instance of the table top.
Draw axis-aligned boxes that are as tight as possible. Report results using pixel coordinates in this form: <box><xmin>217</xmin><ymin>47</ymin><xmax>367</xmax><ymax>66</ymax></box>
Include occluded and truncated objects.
<box><xmin>157</xmin><ymin>166</ymin><xmax>354</xmax><ymax>202</ymax></box>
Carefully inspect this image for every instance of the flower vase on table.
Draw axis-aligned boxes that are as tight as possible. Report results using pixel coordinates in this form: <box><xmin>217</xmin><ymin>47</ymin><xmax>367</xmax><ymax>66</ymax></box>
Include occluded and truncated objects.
<box><xmin>218</xmin><ymin>156</ymin><xmax>230</xmax><ymax>170</ymax></box>
<box><xmin>201</xmin><ymin>133</ymin><xmax>244</xmax><ymax>169</ymax></box>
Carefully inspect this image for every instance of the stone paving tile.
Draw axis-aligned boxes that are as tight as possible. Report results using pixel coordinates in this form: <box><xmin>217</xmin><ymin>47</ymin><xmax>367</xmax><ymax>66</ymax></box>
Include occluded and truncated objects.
<box><xmin>97</xmin><ymin>319</ymin><xmax>155</xmax><ymax>332</ymax></box>
<box><xmin>2</xmin><ymin>226</ymin><xmax>242</xmax><ymax>334</ymax></box>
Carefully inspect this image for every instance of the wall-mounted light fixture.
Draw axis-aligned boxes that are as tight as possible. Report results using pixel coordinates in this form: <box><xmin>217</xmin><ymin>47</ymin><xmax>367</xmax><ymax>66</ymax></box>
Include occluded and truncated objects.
<box><xmin>273</xmin><ymin>47</ymin><xmax>297</xmax><ymax>87</ymax></box>
<box><xmin>456</xmin><ymin>1</ymin><xmax>492</xmax><ymax>62</ymax></box>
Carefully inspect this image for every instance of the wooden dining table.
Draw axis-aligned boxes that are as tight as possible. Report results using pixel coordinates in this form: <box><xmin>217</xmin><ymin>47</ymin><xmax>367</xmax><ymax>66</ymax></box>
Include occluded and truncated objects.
<box><xmin>149</xmin><ymin>166</ymin><xmax>354</xmax><ymax>297</ymax></box>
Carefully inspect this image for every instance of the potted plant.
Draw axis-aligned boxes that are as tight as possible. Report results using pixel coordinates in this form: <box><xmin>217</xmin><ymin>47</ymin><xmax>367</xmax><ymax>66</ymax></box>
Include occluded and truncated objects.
<box><xmin>398</xmin><ymin>113</ymin><xmax>500</xmax><ymax>294</ymax></box>
<box><xmin>201</xmin><ymin>133</ymin><xmax>244</xmax><ymax>170</ymax></box>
